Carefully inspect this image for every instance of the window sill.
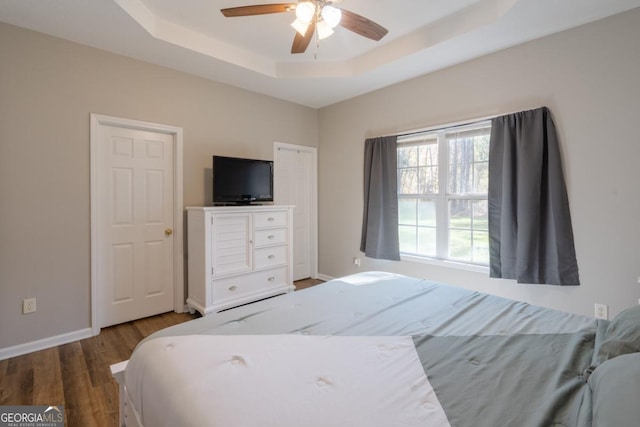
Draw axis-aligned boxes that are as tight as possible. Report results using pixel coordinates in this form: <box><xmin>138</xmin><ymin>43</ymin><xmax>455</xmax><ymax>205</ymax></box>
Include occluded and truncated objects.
<box><xmin>400</xmin><ymin>254</ymin><xmax>490</xmax><ymax>274</ymax></box>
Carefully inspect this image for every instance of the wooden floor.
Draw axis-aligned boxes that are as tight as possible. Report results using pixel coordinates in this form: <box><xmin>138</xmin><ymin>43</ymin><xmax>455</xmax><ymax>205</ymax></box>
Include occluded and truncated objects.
<box><xmin>293</xmin><ymin>277</ymin><xmax>324</xmax><ymax>290</ymax></box>
<box><xmin>0</xmin><ymin>311</ymin><xmax>197</xmax><ymax>426</ymax></box>
<box><xmin>0</xmin><ymin>278</ymin><xmax>323</xmax><ymax>426</ymax></box>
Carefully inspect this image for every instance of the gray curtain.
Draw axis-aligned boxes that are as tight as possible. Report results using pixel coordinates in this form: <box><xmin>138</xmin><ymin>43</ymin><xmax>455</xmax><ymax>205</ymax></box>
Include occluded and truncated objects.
<box><xmin>488</xmin><ymin>107</ymin><xmax>579</xmax><ymax>285</ymax></box>
<box><xmin>360</xmin><ymin>136</ymin><xmax>400</xmax><ymax>260</ymax></box>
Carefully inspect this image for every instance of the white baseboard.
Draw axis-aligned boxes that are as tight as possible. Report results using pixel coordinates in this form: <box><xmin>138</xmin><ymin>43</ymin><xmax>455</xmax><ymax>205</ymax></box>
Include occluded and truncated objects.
<box><xmin>317</xmin><ymin>273</ymin><xmax>335</xmax><ymax>282</ymax></box>
<box><xmin>0</xmin><ymin>328</ymin><xmax>93</xmax><ymax>361</ymax></box>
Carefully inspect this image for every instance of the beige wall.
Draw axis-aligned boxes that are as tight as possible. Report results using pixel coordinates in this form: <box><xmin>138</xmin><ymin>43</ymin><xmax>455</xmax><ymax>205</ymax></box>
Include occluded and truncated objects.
<box><xmin>318</xmin><ymin>8</ymin><xmax>640</xmax><ymax>318</ymax></box>
<box><xmin>0</xmin><ymin>23</ymin><xmax>318</xmax><ymax>349</ymax></box>
<box><xmin>3</xmin><ymin>8</ymin><xmax>640</xmax><ymax>352</ymax></box>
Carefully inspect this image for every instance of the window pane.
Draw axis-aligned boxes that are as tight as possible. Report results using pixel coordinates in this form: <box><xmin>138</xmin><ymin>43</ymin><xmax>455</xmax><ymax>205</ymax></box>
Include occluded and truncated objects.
<box><xmin>419</xmin><ymin>143</ymin><xmax>438</xmax><ymax>166</ymax></box>
<box><xmin>449</xmin><ymin>199</ymin><xmax>489</xmax><ymax>265</ymax></box>
<box><xmin>449</xmin><ymin>229</ymin><xmax>472</xmax><ymax>261</ymax></box>
<box><xmin>449</xmin><ymin>138</ymin><xmax>474</xmax><ymax>165</ymax></box>
<box><xmin>398</xmin><ymin>198</ymin><xmax>417</xmax><ymax>225</ymax></box>
<box><xmin>398</xmin><ymin>141</ymin><xmax>439</xmax><ymax>196</ymax></box>
<box><xmin>474</xmin><ymin>135</ymin><xmax>490</xmax><ymax>162</ymax></box>
<box><xmin>398</xmin><ymin>146</ymin><xmax>417</xmax><ymax>168</ymax></box>
<box><xmin>399</xmin><ymin>199</ymin><xmax>436</xmax><ymax>257</ymax></box>
<box><xmin>398</xmin><ymin>169</ymin><xmax>418</xmax><ymax>195</ymax></box>
<box><xmin>448</xmin><ymin>128</ymin><xmax>490</xmax><ymax>195</ymax></box>
<box><xmin>417</xmin><ymin>199</ymin><xmax>436</xmax><ymax>227</ymax></box>
<box><xmin>399</xmin><ymin>225</ymin><xmax>417</xmax><ymax>253</ymax></box>
<box><xmin>448</xmin><ymin>140</ymin><xmax>473</xmax><ymax>194</ymax></box>
<box><xmin>418</xmin><ymin>166</ymin><xmax>438</xmax><ymax>194</ymax></box>
<box><xmin>417</xmin><ymin>227</ymin><xmax>437</xmax><ymax>256</ymax></box>
<box><xmin>449</xmin><ymin>200</ymin><xmax>471</xmax><ymax>229</ymax></box>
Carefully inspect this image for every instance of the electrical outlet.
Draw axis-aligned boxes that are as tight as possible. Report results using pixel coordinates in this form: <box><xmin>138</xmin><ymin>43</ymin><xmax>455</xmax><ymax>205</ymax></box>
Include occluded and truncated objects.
<box><xmin>594</xmin><ymin>303</ymin><xmax>608</xmax><ymax>320</ymax></box>
<box><xmin>23</xmin><ymin>298</ymin><xmax>36</xmax><ymax>314</ymax></box>
<box><xmin>353</xmin><ymin>257</ymin><xmax>361</xmax><ymax>267</ymax></box>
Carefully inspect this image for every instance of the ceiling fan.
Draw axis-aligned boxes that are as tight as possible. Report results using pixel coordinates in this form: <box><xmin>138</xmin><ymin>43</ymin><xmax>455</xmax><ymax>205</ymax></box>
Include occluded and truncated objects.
<box><xmin>220</xmin><ymin>1</ymin><xmax>388</xmax><ymax>54</ymax></box>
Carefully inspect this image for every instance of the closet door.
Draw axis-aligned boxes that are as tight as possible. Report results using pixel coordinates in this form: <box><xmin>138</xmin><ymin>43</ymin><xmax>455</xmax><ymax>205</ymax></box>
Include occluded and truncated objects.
<box><xmin>274</xmin><ymin>143</ymin><xmax>317</xmax><ymax>281</ymax></box>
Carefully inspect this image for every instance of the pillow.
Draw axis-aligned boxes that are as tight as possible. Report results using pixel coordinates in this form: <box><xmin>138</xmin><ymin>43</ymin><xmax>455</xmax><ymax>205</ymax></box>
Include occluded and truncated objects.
<box><xmin>589</xmin><ymin>353</ymin><xmax>640</xmax><ymax>427</ymax></box>
<box><xmin>596</xmin><ymin>305</ymin><xmax>640</xmax><ymax>362</ymax></box>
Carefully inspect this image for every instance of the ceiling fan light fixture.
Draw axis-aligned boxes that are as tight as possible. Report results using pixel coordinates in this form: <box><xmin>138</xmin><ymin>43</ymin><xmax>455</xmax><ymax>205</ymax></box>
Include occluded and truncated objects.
<box><xmin>316</xmin><ymin>20</ymin><xmax>334</xmax><ymax>40</ymax></box>
<box><xmin>291</xmin><ymin>18</ymin><xmax>310</xmax><ymax>36</ymax></box>
<box><xmin>220</xmin><ymin>2</ymin><xmax>388</xmax><ymax>55</ymax></box>
<box><xmin>321</xmin><ymin>5</ymin><xmax>342</xmax><ymax>28</ymax></box>
<box><xmin>295</xmin><ymin>1</ymin><xmax>316</xmax><ymax>24</ymax></box>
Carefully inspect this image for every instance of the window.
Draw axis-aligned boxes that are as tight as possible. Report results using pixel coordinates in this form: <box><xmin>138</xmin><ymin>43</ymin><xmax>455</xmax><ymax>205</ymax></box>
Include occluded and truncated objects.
<box><xmin>397</xmin><ymin>121</ymin><xmax>491</xmax><ymax>266</ymax></box>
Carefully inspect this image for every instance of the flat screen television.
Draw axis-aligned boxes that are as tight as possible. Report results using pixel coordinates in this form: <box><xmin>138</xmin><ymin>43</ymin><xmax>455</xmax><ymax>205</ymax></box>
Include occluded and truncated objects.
<box><xmin>212</xmin><ymin>155</ymin><xmax>274</xmax><ymax>204</ymax></box>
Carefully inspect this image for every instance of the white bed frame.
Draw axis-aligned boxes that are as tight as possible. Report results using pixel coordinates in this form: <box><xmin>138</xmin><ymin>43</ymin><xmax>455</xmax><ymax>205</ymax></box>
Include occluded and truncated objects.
<box><xmin>110</xmin><ymin>360</ymin><xmax>140</xmax><ymax>427</ymax></box>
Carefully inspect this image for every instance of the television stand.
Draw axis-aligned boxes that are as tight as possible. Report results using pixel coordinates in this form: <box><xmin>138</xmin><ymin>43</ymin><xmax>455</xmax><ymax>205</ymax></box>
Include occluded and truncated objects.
<box><xmin>185</xmin><ymin>205</ymin><xmax>295</xmax><ymax>315</ymax></box>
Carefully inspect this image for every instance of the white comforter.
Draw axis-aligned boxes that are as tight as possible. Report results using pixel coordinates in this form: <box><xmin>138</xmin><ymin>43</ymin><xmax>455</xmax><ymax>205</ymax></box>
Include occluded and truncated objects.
<box><xmin>125</xmin><ymin>334</ymin><xmax>451</xmax><ymax>427</ymax></box>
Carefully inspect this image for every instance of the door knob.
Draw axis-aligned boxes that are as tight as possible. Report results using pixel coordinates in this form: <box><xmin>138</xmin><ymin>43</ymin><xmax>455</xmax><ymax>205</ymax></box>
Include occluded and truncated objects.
<box><xmin>165</xmin><ymin>228</ymin><xmax>173</xmax><ymax>236</ymax></box>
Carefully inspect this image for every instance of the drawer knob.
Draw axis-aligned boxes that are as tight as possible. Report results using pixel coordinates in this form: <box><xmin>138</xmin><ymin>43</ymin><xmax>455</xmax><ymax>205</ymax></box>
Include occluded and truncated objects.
<box><xmin>268</xmin><ymin>254</ymin><xmax>275</xmax><ymax>260</ymax></box>
<box><xmin>229</xmin><ymin>285</ymin><xmax>238</xmax><ymax>291</ymax></box>
<box><xmin>268</xmin><ymin>235</ymin><xmax>275</xmax><ymax>240</ymax></box>
<box><xmin>268</xmin><ymin>277</ymin><xmax>275</xmax><ymax>282</ymax></box>
<box><xmin>267</xmin><ymin>217</ymin><xmax>275</xmax><ymax>222</ymax></box>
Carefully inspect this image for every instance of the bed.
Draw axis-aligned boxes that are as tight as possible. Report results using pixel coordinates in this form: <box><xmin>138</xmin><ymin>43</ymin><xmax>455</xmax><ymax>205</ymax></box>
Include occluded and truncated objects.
<box><xmin>111</xmin><ymin>272</ymin><xmax>640</xmax><ymax>426</ymax></box>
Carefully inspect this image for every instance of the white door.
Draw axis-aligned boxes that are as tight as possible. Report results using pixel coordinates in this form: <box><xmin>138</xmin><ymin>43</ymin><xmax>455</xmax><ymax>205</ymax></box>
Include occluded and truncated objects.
<box><xmin>274</xmin><ymin>143</ymin><xmax>317</xmax><ymax>281</ymax></box>
<box><xmin>96</xmin><ymin>124</ymin><xmax>176</xmax><ymax>328</ymax></box>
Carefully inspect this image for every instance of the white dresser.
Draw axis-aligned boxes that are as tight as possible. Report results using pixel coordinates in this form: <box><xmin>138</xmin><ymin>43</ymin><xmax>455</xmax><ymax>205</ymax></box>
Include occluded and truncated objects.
<box><xmin>186</xmin><ymin>205</ymin><xmax>295</xmax><ymax>315</ymax></box>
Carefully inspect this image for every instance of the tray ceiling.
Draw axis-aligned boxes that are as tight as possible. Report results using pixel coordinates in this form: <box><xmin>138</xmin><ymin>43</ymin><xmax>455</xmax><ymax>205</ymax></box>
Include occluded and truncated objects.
<box><xmin>1</xmin><ymin>0</ymin><xmax>639</xmax><ymax>107</ymax></box>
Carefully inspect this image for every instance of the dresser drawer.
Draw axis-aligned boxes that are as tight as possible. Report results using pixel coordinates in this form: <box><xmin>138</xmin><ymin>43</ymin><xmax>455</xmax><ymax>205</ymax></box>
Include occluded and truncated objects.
<box><xmin>254</xmin><ymin>228</ymin><xmax>288</xmax><ymax>247</ymax></box>
<box><xmin>253</xmin><ymin>210</ymin><xmax>288</xmax><ymax>228</ymax></box>
<box><xmin>254</xmin><ymin>245</ymin><xmax>287</xmax><ymax>269</ymax></box>
<box><xmin>212</xmin><ymin>267</ymin><xmax>287</xmax><ymax>300</ymax></box>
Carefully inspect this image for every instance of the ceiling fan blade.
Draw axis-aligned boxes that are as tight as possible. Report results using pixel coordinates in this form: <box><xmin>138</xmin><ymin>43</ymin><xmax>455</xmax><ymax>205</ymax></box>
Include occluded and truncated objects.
<box><xmin>291</xmin><ymin>20</ymin><xmax>316</xmax><ymax>54</ymax></box>
<box><xmin>221</xmin><ymin>3</ymin><xmax>296</xmax><ymax>17</ymax></box>
<box><xmin>339</xmin><ymin>9</ymin><xmax>388</xmax><ymax>41</ymax></box>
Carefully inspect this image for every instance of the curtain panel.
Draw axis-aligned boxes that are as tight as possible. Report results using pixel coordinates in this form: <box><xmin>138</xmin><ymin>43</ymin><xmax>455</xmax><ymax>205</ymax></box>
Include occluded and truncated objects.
<box><xmin>488</xmin><ymin>107</ymin><xmax>579</xmax><ymax>285</ymax></box>
<box><xmin>360</xmin><ymin>136</ymin><xmax>400</xmax><ymax>261</ymax></box>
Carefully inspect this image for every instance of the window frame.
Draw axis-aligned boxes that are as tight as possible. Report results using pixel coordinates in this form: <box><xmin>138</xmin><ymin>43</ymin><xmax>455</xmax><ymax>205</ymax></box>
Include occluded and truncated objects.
<box><xmin>397</xmin><ymin>120</ymin><xmax>491</xmax><ymax>270</ymax></box>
